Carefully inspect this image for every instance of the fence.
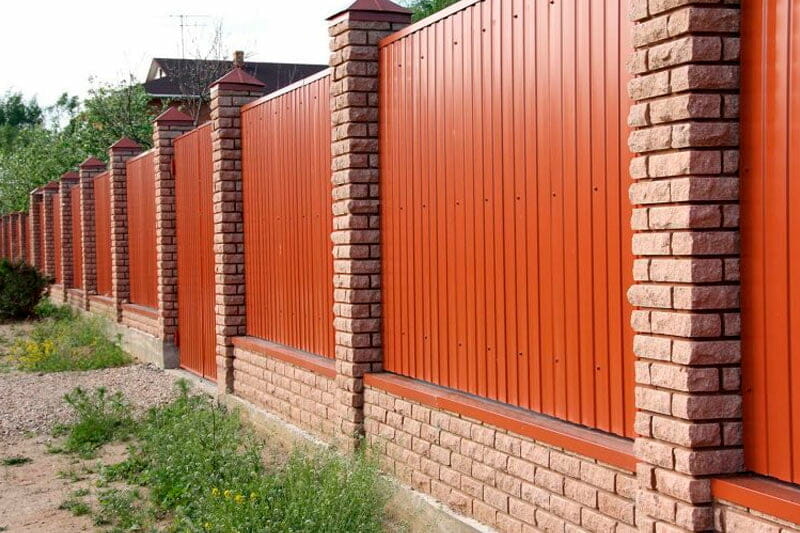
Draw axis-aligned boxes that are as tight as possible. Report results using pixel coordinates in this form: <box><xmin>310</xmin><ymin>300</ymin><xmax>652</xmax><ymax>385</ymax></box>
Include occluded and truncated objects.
<box><xmin>70</xmin><ymin>186</ymin><xmax>82</xmax><ymax>289</ymax></box>
<box><xmin>125</xmin><ymin>150</ymin><xmax>157</xmax><ymax>309</ymax></box>
<box><xmin>240</xmin><ymin>71</ymin><xmax>335</xmax><ymax>359</ymax></box>
<box><xmin>93</xmin><ymin>172</ymin><xmax>112</xmax><ymax>296</ymax></box>
<box><xmin>12</xmin><ymin>0</ymin><xmax>800</xmax><ymax>531</ymax></box>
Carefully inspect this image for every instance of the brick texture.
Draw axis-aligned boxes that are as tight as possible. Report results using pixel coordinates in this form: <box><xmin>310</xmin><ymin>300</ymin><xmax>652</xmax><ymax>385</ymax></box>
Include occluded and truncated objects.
<box><xmin>108</xmin><ymin>139</ymin><xmax>143</xmax><ymax>322</ymax></box>
<box><xmin>715</xmin><ymin>501</ymin><xmax>800</xmax><ymax>533</ymax></box>
<box><xmin>327</xmin><ymin>0</ymin><xmax>410</xmax><ymax>448</ymax></box>
<box><xmin>121</xmin><ymin>307</ymin><xmax>160</xmax><ymax>337</ymax></box>
<box><xmin>233</xmin><ymin>347</ymin><xmax>338</xmax><ymax>439</ymax></box>
<box><xmin>152</xmin><ymin>108</ymin><xmax>194</xmax><ymax>342</ymax></box>
<box><xmin>41</xmin><ymin>188</ymin><xmax>57</xmax><ymax>279</ymax></box>
<box><xmin>628</xmin><ymin>1</ymin><xmax>742</xmax><ymax>531</ymax></box>
<box><xmin>58</xmin><ymin>173</ymin><xmax>79</xmax><ymax>291</ymax></box>
<box><xmin>208</xmin><ymin>68</ymin><xmax>266</xmax><ymax>394</ymax></box>
<box><xmin>78</xmin><ymin>157</ymin><xmax>106</xmax><ymax>310</ymax></box>
<box><xmin>365</xmin><ymin>386</ymin><xmax>638</xmax><ymax>533</ymax></box>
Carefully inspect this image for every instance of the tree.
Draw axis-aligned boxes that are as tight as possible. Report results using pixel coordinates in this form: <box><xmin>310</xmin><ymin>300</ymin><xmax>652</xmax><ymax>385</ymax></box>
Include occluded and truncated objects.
<box><xmin>403</xmin><ymin>0</ymin><xmax>460</xmax><ymax>21</ymax></box>
<box><xmin>0</xmin><ymin>92</ymin><xmax>43</xmax><ymax>150</ymax></box>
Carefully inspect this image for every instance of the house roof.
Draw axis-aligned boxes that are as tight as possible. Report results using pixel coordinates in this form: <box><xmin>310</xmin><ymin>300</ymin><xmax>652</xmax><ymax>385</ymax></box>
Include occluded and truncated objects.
<box><xmin>143</xmin><ymin>58</ymin><xmax>327</xmax><ymax>98</ymax></box>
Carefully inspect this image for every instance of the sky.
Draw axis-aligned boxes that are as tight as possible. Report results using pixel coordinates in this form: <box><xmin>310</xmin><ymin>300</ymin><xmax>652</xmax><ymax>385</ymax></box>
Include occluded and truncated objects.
<box><xmin>0</xmin><ymin>0</ymin><xmax>356</xmax><ymax>108</ymax></box>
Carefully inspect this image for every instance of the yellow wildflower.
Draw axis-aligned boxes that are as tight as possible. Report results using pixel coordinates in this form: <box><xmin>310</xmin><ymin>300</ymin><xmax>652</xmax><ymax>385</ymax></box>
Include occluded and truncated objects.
<box><xmin>211</xmin><ymin>487</ymin><xmax>220</xmax><ymax>497</ymax></box>
<box><xmin>234</xmin><ymin>493</ymin><xmax>245</xmax><ymax>504</ymax></box>
<box><xmin>224</xmin><ymin>489</ymin><xmax>232</xmax><ymax>499</ymax></box>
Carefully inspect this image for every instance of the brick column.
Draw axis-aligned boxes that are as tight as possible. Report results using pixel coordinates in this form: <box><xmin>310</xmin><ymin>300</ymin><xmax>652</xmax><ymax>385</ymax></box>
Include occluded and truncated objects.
<box><xmin>10</xmin><ymin>213</ymin><xmax>20</xmax><ymax>261</ymax></box>
<box><xmin>78</xmin><ymin>157</ymin><xmax>106</xmax><ymax>310</ymax></box>
<box><xmin>29</xmin><ymin>191</ymin><xmax>43</xmax><ymax>270</ymax></box>
<box><xmin>627</xmin><ymin>4</ymin><xmax>741</xmax><ymax>532</ymax></box>
<box><xmin>41</xmin><ymin>183</ymin><xmax>58</xmax><ymax>279</ymax></box>
<box><xmin>58</xmin><ymin>173</ymin><xmax>79</xmax><ymax>288</ymax></box>
<box><xmin>209</xmin><ymin>67</ymin><xmax>265</xmax><ymax>393</ymax></box>
<box><xmin>327</xmin><ymin>0</ymin><xmax>411</xmax><ymax>447</ymax></box>
<box><xmin>153</xmin><ymin>107</ymin><xmax>194</xmax><ymax>343</ymax></box>
<box><xmin>108</xmin><ymin>139</ymin><xmax>143</xmax><ymax>322</ymax></box>
<box><xmin>18</xmin><ymin>212</ymin><xmax>27</xmax><ymax>263</ymax></box>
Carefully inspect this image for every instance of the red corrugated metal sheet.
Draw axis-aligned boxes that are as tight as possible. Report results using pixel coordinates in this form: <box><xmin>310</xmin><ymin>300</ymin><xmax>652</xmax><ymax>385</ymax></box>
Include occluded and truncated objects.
<box><xmin>175</xmin><ymin>123</ymin><xmax>216</xmax><ymax>380</ymax></box>
<box><xmin>53</xmin><ymin>201</ymin><xmax>62</xmax><ymax>284</ymax></box>
<box><xmin>70</xmin><ymin>187</ymin><xmax>82</xmax><ymax>288</ymax></box>
<box><xmin>741</xmin><ymin>0</ymin><xmax>800</xmax><ymax>484</ymax></box>
<box><xmin>126</xmin><ymin>150</ymin><xmax>157</xmax><ymax>309</ymax></box>
<box><xmin>93</xmin><ymin>172</ymin><xmax>112</xmax><ymax>296</ymax></box>
<box><xmin>380</xmin><ymin>0</ymin><xmax>634</xmax><ymax>437</ymax></box>
<box><xmin>241</xmin><ymin>72</ymin><xmax>335</xmax><ymax>359</ymax></box>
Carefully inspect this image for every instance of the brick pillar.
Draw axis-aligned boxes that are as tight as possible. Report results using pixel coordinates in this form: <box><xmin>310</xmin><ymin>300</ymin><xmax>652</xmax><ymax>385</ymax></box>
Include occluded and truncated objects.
<box><xmin>327</xmin><ymin>0</ymin><xmax>411</xmax><ymax>447</ymax></box>
<box><xmin>58</xmin><ymin>173</ymin><xmax>79</xmax><ymax>288</ymax></box>
<box><xmin>108</xmin><ymin>139</ymin><xmax>143</xmax><ymax>322</ymax></box>
<box><xmin>11</xmin><ymin>213</ymin><xmax>21</xmax><ymax>261</ymax></box>
<box><xmin>41</xmin><ymin>184</ymin><xmax>58</xmax><ymax>279</ymax></box>
<box><xmin>78</xmin><ymin>157</ymin><xmax>106</xmax><ymax>309</ymax></box>
<box><xmin>209</xmin><ymin>67</ymin><xmax>265</xmax><ymax>393</ymax></box>
<box><xmin>153</xmin><ymin>107</ymin><xmax>194</xmax><ymax>343</ymax></box>
<box><xmin>18</xmin><ymin>212</ymin><xmax>27</xmax><ymax>263</ymax></box>
<box><xmin>29</xmin><ymin>192</ymin><xmax>43</xmax><ymax>270</ymax></box>
<box><xmin>627</xmin><ymin>3</ymin><xmax>742</xmax><ymax>532</ymax></box>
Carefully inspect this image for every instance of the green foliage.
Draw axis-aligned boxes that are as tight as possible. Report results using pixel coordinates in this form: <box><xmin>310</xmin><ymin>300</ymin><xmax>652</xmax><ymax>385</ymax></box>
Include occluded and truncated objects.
<box><xmin>0</xmin><ymin>260</ymin><xmax>48</xmax><ymax>320</ymax></box>
<box><xmin>1</xmin><ymin>456</ymin><xmax>32</xmax><ymax>466</ymax></box>
<box><xmin>104</xmin><ymin>382</ymin><xmax>388</xmax><ymax>532</ymax></box>
<box><xmin>0</xmin><ymin>92</ymin><xmax>42</xmax><ymax>149</ymax></box>
<box><xmin>403</xmin><ymin>0</ymin><xmax>460</xmax><ymax>21</ymax></box>
<box><xmin>93</xmin><ymin>488</ymin><xmax>156</xmax><ymax>531</ymax></box>
<box><xmin>59</xmin><ymin>497</ymin><xmax>91</xmax><ymax>517</ymax></box>
<box><xmin>10</xmin><ymin>312</ymin><xmax>130</xmax><ymax>373</ymax></box>
<box><xmin>56</xmin><ymin>387</ymin><xmax>135</xmax><ymax>458</ymax></box>
<box><xmin>0</xmin><ymin>80</ymin><xmax>160</xmax><ymax>214</ymax></box>
<box><xmin>34</xmin><ymin>299</ymin><xmax>74</xmax><ymax>320</ymax></box>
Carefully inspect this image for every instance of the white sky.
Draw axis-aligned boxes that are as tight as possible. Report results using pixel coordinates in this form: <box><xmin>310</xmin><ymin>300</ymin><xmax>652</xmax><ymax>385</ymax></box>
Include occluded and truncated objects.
<box><xmin>0</xmin><ymin>0</ymin><xmax>355</xmax><ymax>107</ymax></box>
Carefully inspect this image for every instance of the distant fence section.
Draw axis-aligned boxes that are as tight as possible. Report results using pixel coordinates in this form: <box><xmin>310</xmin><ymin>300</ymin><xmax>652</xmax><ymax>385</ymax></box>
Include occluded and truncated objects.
<box><xmin>240</xmin><ymin>72</ymin><xmax>335</xmax><ymax>359</ymax></box>
<box><xmin>93</xmin><ymin>172</ymin><xmax>112</xmax><ymax>296</ymax></box>
<box><xmin>125</xmin><ymin>151</ymin><xmax>157</xmax><ymax>309</ymax></box>
<box><xmin>53</xmin><ymin>199</ymin><xmax>62</xmax><ymax>284</ymax></box>
<box><xmin>70</xmin><ymin>186</ymin><xmax>82</xmax><ymax>289</ymax></box>
<box><xmin>379</xmin><ymin>0</ymin><xmax>634</xmax><ymax>437</ymax></box>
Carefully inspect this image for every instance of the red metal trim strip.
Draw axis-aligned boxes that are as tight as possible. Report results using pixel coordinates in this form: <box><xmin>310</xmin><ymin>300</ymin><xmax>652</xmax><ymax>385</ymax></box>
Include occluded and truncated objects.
<box><xmin>364</xmin><ymin>372</ymin><xmax>636</xmax><ymax>472</ymax></box>
<box><xmin>88</xmin><ymin>295</ymin><xmax>113</xmax><ymax>305</ymax></box>
<box><xmin>232</xmin><ymin>336</ymin><xmax>336</xmax><ymax>379</ymax></box>
<box><xmin>712</xmin><ymin>476</ymin><xmax>800</xmax><ymax>525</ymax></box>
<box><xmin>121</xmin><ymin>303</ymin><xmax>158</xmax><ymax>320</ymax></box>
<box><xmin>379</xmin><ymin>0</ymin><xmax>483</xmax><ymax>47</ymax></box>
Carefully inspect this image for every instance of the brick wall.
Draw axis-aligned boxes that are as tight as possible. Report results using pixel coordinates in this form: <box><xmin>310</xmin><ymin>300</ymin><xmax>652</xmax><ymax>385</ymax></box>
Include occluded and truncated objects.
<box><xmin>78</xmin><ymin>157</ymin><xmax>106</xmax><ymax>310</ymax></box>
<box><xmin>41</xmin><ymin>188</ymin><xmax>57</xmax><ymax>279</ymax></box>
<box><xmin>365</xmin><ymin>386</ymin><xmax>638</xmax><ymax>532</ymax></box>
<box><xmin>232</xmin><ymin>346</ymin><xmax>338</xmax><ymax>440</ymax></box>
<box><xmin>121</xmin><ymin>307</ymin><xmax>160</xmax><ymax>337</ymax></box>
<box><xmin>28</xmin><ymin>192</ymin><xmax>42</xmax><ymax>270</ymax></box>
<box><xmin>714</xmin><ymin>501</ymin><xmax>800</xmax><ymax>532</ymax></box>
<box><xmin>208</xmin><ymin>69</ymin><xmax>265</xmax><ymax>393</ymax></box>
<box><xmin>627</xmin><ymin>2</ymin><xmax>742</xmax><ymax>531</ymax></box>
<box><xmin>326</xmin><ymin>0</ymin><xmax>411</xmax><ymax>449</ymax></box>
<box><xmin>58</xmin><ymin>173</ymin><xmax>79</xmax><ymax>290</ymax></box>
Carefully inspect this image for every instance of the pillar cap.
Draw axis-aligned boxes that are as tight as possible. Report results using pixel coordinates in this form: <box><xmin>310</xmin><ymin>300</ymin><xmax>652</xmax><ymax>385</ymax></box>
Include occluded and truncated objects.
<box><xmin>327</xmin><ymin>0</ymin><xmax>412</xmax><ymax>23</ymax></box>
<box><xmin>60</xmin><ymin>171</ymin><xmax>79</xmax><ymax>181</ymax></box>
<box><xmin>78</xmin><ymin>157</ymin><xmax>106</xmax><ymax>169</ymax></box>
<box><xmin>43</xmin><ymin>181</ymin><xmax>60</xmax><ymax>192</ymax></box>
<box><xmin>154</xmin><ymin>106</ymin><xmax>194</xmax><ymax>124</ymax></box>
<box><xmin>110</xmin><ymin>137</ymin><xmax>141</xmax><ymax>150</ymax></box>
<box><xmin>210</xmin><ymin>67</ymin><xmax>266</xmax><ymax>90</ymax></box>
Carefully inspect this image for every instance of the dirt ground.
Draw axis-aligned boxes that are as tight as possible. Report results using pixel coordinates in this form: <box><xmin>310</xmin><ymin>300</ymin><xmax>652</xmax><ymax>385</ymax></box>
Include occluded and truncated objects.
<box><xmin>0</xmin><ymin>437</ymin><xmax>127</xmax><ymax>532</ymax></box>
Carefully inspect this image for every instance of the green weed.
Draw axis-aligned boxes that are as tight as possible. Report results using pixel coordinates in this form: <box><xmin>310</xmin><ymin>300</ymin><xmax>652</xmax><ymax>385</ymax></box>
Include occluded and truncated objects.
<box><xmin>11</xmin><ymin>313</ymin><xmax>130</xmax><ymax>373</ymax></box>
<box><xmin>57</xmin><ymin>387</ymin><xmax>135</xmax><ymax>458</ymax></box>
<box><xmin>59</xmin><ymin>497</ymin><xmax>91</xmax><ymax>516</ymax></box>
<box><xmin>1</xmin><ymin>456</ymin><xmax>31</xmax><ymax>466</ymax></box>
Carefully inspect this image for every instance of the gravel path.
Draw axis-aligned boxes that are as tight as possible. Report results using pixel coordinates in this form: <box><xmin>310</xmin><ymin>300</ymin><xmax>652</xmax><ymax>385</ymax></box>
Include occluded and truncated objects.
<box><xmin>0</xmin><ymin>364</ymin><xmax>181</xmax><ymax>443</ymax></box>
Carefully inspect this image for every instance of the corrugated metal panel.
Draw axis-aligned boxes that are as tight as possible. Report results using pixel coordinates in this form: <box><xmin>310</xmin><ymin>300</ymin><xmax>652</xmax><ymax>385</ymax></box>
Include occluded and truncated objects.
<box><xmin>70</xmin><ymin>187</ymin><xmax>82</xmax><ymax>288</ymax></box>
<box><xmin>53</xmin><ymin>200</ymin><xmax>62</xmax><ymax>284</ymax></box>
<box><xmin>741</xmin><ymin>0</ymin><xmax>800</xmax><ymax>484</ymax></box>
<box><xmin>93</xmin><ymin>172</ymin><xmax>112</xmax><ymax>296</ymax></box>
<box><xmin>126</xmin><ymin>150</ymin><xmax>158</xmax><ymax>309</ymax></box>
<box><xmin>175</xmin><ymin>123</ymin><xmax>217</xmax><ymax>380</ymax></box>
<box><xmin>241</xmin><ymin>73</ymin><xmax>335</xmax><ymax>359</ymax></box>
<box><xmin>380</xmin><ymin>0</ymin><xmax>634</xmax><ymax>437</ymax></box>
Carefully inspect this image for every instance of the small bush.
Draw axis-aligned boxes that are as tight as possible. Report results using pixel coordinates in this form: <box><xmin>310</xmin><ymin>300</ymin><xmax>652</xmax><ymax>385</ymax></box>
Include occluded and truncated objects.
<box><xmin>11</xmin><ymin>313</ymin><xmax>130</xmax><ymax>372</ymax></box>
<box><xmin>0</xmin><ymin>260</ymin><xmax>48</xmax><ymax>320</ymax></box>
<box><xmin>1</xmin><ymin>456</ymin><xmax>31</xmax><ymax>466</ymax></box>
<box><xmin>57</xmin><ymin>387</ymin><xmax>136</xmax><ymax>457</ymax></box>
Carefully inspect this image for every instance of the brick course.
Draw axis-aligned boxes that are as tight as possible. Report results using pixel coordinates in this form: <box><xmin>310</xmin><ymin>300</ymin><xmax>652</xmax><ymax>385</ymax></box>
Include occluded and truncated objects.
<box><xmin>57</xmin><ymin>173</ymin><xmax>79</xmax><ymax>291</ymax></box>
<box><xmin>28</xmin><ymin>192</ymin><xmax>42</xmax><ymax>270</ymax></box>
<box><xmin>628</xmin><ymin>1</ymin><xmax>742</xmax><ymax>530</ymax></box>
<box><xmin>78</xmin><ymin>157</ymin><xmax>106</xmax><ymax>310</ymax></box>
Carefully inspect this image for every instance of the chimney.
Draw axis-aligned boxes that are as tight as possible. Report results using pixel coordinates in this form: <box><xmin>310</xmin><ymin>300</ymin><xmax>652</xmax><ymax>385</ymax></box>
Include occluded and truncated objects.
<box><xmin>233</xmin><ymin>50</ymin><xmax>245</xmax><ymax>68</ymax></box>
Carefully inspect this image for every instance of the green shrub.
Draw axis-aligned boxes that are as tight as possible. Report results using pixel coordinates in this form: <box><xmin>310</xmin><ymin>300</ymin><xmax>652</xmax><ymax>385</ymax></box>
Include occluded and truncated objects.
<box><xmin>11</xmin><ymin>313</ymin><xmax>130</xmax><ymax>372</ymax></box>
<box><xmin>0</xmin><ymin>260</ymin><xmax>48</xmax><ymax>320</ymax></box>
<box><xmin>34</xmin><ymin>299</ymin><xmax>74</xmax><ymax>320</ymax></box>
<box><xmin>108</xmin><ymin>382</ymin><xmax>387</xmax><ymax>532</ymax></box>
<box><xmin>56</xmin><ymin>387</ymin><xmax>136</xmax><ymax>457</ymax></box>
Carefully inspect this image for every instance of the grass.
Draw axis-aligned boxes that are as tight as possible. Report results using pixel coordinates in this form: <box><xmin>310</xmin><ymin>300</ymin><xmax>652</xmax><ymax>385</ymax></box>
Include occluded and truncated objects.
<box><xmin>9</xmin><ymin>307</ymin><xmax>130</xmax><ymax>372</ymax></box>
<box><xmin>57</xmin><ymin>381</ymin><xmax>388</xmax><ymax>532</ymax></box>
<box><xmin>54</xmin><ymin>387</ymin><xmax>135</xmax><ymax>458</ymax></box>
<box><xmin>59</xmin><ymin>497</ymin><xmax>91</xmax><ymax>517</ymax></box>
<box><xmin>1</xmin><ymin>456</ymin><xmax>31</xmax><ymax>466</ymax></box>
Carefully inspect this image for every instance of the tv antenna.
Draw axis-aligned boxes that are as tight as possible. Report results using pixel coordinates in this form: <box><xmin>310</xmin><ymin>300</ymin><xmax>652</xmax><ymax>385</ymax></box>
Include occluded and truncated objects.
<box><xmin>170</xmin><ymin>14</ymin><xmax>209</xmax><ymax>58</ymax></box>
